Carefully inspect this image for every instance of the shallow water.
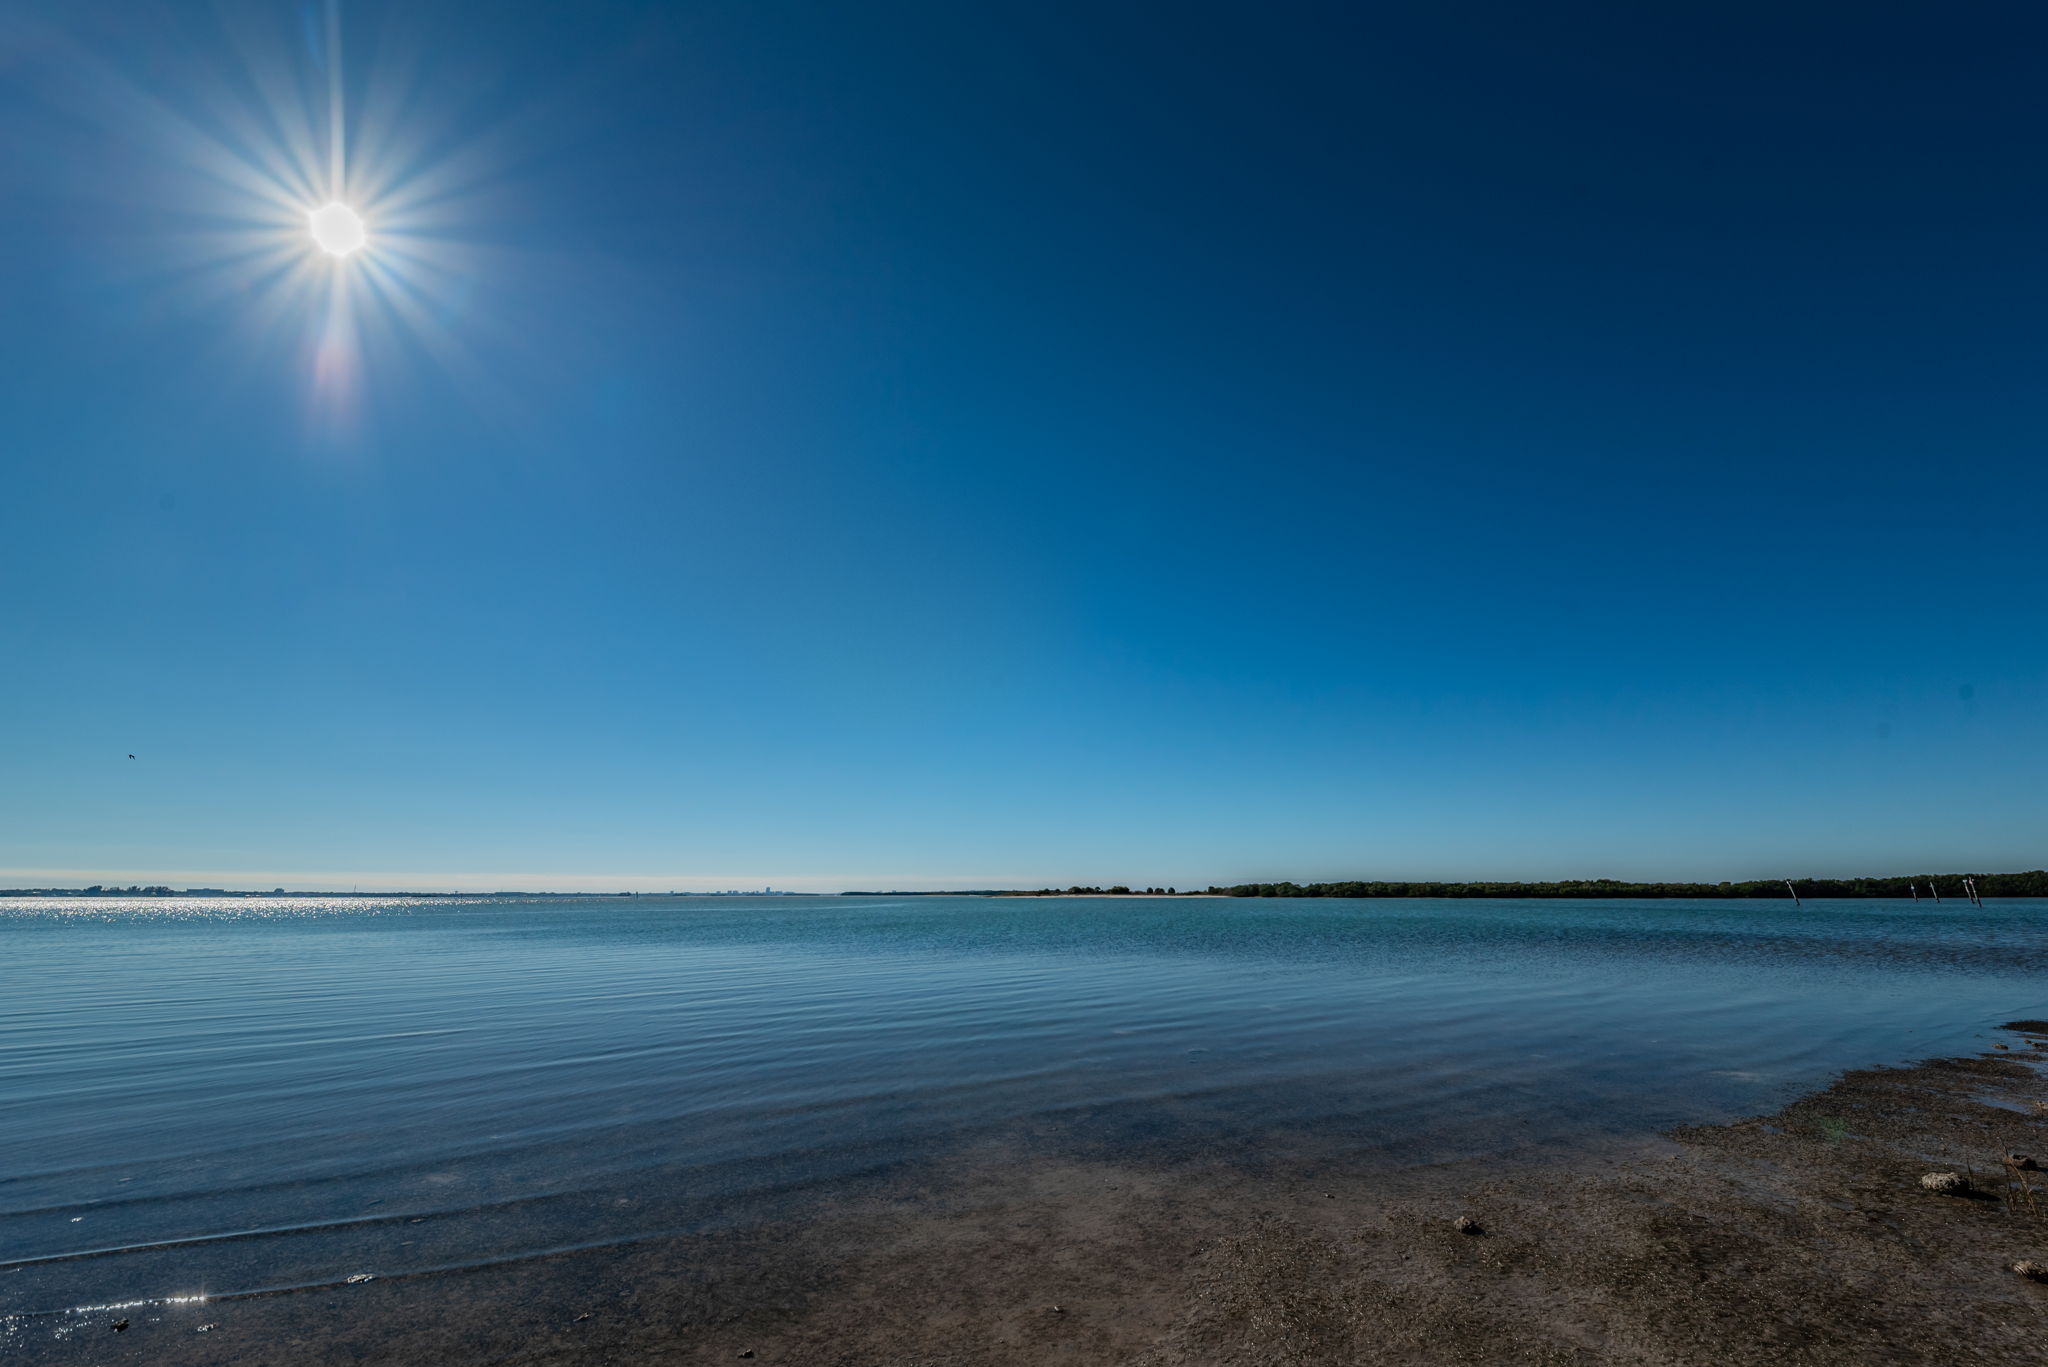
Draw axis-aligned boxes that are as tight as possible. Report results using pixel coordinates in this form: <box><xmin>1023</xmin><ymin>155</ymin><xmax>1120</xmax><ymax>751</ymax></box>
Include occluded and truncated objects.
<box><xmin>3</xmin><ymin>894</ymin><xmax>2044</xmax><ymax>1324</ymax></box>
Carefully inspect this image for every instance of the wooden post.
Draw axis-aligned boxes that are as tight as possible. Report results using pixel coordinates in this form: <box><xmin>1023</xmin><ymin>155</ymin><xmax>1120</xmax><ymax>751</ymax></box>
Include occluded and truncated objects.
<box><xmin>1785</xmin><ymin>879</ymin><xmax>1801</xmax><ymax>906</ymax></box>
<box><xmin>1910</xmin><ymin>883</ymin><xmax>1919</xmax><ymax>901</ymax></box>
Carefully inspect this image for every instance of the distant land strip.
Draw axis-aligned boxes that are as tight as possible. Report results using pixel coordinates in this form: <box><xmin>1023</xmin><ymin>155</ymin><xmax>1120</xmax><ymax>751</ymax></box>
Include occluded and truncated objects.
<box><xmin>5</xmin><ymin>874</ymin><xmax>2042</xmax><ymax>899</ymax></box>
<box><xmin>984</xmin><ymin>872</ymin><xmax>2048</xmax><ymax>899</ymax></box>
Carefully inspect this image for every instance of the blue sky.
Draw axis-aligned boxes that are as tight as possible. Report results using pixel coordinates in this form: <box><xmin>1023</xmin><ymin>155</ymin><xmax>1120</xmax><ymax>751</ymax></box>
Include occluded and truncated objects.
<box><xmin>2</xmin><ymin>0</ymin><xmax>2043</xmax><ymax>891</ymax></box>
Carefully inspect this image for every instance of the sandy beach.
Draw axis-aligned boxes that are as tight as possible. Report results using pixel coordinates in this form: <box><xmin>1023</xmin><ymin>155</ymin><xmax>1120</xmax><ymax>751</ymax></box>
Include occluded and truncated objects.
<box><xmin>18</xmin><ymin>1019</ymin><xmax>2044</xmax><ymax>1367</ymax></box>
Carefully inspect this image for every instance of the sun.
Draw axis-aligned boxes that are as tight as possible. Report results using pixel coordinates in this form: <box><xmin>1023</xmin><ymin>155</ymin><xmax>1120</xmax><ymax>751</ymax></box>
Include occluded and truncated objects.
<box><xmin>309</xmin><ymin>202</ymin><xmax>367</xmax><ymax>257</ymax></box>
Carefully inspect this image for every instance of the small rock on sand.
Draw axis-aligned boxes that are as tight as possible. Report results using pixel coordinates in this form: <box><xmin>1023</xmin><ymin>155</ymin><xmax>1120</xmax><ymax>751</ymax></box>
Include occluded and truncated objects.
<box><xmin>2012</xmin><ymin>1260</ymin><xmax>2047</xmax><ymax>1283</ymax></box>
<box><xmin>1453</xmin><ymin>1215</ymin><xmax>1483</xmax><ymax>1235</ymax></box>
<box><xmin>1919</xmin><ymin>1172</ymin><xmax>1970</xmax><ymax>1194</ymax></box>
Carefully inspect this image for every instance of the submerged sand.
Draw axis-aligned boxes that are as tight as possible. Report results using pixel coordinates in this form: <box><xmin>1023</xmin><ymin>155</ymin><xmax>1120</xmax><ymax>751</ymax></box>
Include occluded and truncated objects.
<box><xmin>13</xmin><ymin>1024</ymin><xmax>2047</xmax><ymax>1365</ymax></box>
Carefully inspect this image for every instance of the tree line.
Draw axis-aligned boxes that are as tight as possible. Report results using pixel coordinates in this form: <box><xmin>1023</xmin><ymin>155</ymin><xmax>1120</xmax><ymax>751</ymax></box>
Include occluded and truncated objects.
<box><xmin>1199</xmin><ymin>872</ymin><xmax>2048</xmax><ymax>899</ymax></box>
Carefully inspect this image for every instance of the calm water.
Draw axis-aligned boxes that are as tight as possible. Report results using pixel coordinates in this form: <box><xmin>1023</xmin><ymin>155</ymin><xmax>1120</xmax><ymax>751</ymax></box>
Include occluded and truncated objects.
<box><xmin>4</xmin><ymin>894</ymin><xmax>2044</xmax><ymax>1326</ymax></box>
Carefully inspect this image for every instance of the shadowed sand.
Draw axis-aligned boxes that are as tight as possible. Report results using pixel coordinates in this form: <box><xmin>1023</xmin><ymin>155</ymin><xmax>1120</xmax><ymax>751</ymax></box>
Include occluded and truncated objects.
<box><xmin>9</xmin><ymin>1025</ymin><xmax>2046</xmax><ymax>1366</ymax></box>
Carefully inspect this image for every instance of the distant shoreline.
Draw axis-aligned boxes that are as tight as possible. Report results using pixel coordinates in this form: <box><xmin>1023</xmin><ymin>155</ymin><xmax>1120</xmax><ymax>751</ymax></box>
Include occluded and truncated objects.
<box><xmin>868</xmin><ymin>871</ymin><xmax>2048</xmax><ymax>899</ymax></box>
<box><xmin>5</xmin><ymin>871</ymin><xmax>2045</xmax><ymax>900</ymax></box>
<box><xmin>0</xmin><ymin>888</ymin><xmax>825</xmax><ymax>899</ymax></box>
<box><xmin>1191</xmin><ymin>871</ymin><xmax>2046</xmax><ymax>899</ymax></box>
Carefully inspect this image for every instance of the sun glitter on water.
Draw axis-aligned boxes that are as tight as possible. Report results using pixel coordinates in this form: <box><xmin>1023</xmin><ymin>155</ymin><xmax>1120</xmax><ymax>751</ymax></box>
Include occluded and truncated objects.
<box><xmin>308</xmin><ymin>202</ymin><xmax>367</xmax><ymax>257</ymax></box>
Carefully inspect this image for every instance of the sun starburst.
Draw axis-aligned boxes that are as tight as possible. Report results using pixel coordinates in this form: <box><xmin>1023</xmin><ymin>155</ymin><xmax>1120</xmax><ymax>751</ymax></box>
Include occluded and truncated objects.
<box><xmin>24</xmin><ymin>0</ymin><xmax>530</xmax><ymax>435</ymax></box>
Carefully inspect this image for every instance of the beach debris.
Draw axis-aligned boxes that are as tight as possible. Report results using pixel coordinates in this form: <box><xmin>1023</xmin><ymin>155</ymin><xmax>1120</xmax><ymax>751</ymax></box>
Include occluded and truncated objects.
<box><xmin>1453</xmin><ymin>1215</ymin><xmax>1484</xmax><ymax>1235</ymax></box>
<box><xmin>1919</xmin><ymin>1172</ymin><xmax>1972</xmax><ymax>1194</ymax></box>
<box><xmin>573</xmin><ymin>1313</ymin><xmax>591</xmax><ymax>1322</ymax></box>
<box><xmin>2012</xmin><ymin>1260</ymin><xmax>2047</xmax><ymax>1282</ymax></box>
<box><xmin>345</xmin><ymin>1272</ymin><xmax>375</xmax><ymax>1284</ymax></box>
<box><xmin>196</xmin><ymin>1324</ymin><xmax>217</xmax><ymax>1333</ymax></box>
<box><xmin>1049</xmin><ymin>1305</ymin><xmax>1065</xmax><ymax>1314</ymax></box>
<box><xmin>1995</xmin><ymin>1043</ymin><xmax>2009</xmax><ymax>1050</ymax></box>
<box><xmin>2004</xmin><ymin>1153</ymin><xmax>2039</xmax><ymax>1171</ymax></box>
<box><xmin>737</xmin><ymin>1351</ymin><xmax>755</xmax><ymax>1359</ymax></box>
<box><xmin>112</xmin><ymin>1319</ymin><xmax>129</xmax><ymax>1332</ymax></box>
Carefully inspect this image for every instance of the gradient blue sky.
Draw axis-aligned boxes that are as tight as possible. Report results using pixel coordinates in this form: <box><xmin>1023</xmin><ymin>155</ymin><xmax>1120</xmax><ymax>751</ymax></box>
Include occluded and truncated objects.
<box><xmin>3</xmin><ymin>0</ymin><xmax>2043</xmax><ymax>892</ymax></box>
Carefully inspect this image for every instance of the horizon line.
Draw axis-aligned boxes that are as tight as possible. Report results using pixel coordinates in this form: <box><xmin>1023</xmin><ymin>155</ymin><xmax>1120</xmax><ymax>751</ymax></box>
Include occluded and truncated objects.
<box><xmin>4</xmin><ymin>866</ymin><xmax>2041</xmax><ymax>898</ymax></box>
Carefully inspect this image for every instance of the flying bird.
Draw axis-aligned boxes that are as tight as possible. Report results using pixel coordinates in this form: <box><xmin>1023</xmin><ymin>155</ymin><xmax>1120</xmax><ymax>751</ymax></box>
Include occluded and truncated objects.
<box><xmin>128</xmin><ymin>754</ymin><xmax>136</xmax><ymax>759</ymax></box>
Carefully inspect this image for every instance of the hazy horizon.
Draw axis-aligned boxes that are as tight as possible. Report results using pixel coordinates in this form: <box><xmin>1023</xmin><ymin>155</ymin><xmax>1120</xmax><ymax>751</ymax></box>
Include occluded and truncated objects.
<box><xmin>5</xmin><ymin>858</ymin><xmax>2039</xmax><ymax>896</ymax></box>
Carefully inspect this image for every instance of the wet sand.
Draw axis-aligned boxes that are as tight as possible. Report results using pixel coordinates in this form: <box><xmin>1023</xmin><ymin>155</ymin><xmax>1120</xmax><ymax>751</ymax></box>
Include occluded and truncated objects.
<box><xmin>11</xmin><ymin>1022</ymin><xmax>2047</xmax><ymax>1366</ymax></box>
